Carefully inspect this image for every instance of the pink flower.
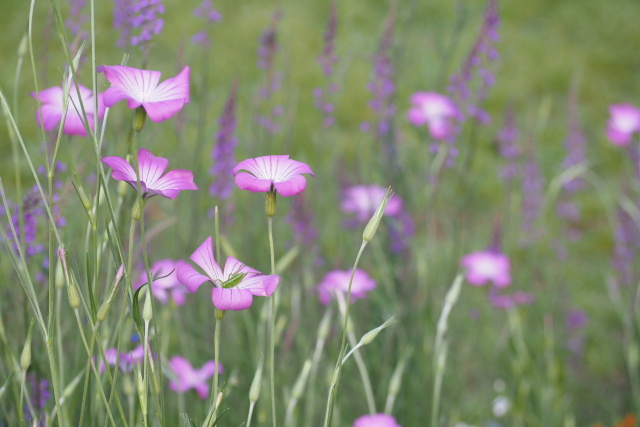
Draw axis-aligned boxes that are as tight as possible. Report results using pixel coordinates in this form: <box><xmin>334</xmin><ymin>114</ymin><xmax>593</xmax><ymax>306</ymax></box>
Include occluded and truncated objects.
<box><xmin>101</xmin><ymin>148</ymin><xmax>197</xmax><ymax>199</ymax></box>
<box><xmin>168</xmin><ymin>356</ymin><xmax>223</xmax><ymax>399</ymax></box>
<box><xmin>407</xmin><ymin>92</ymin><xmax>458</xmax><ymax>140</ymax></box>
<box><xmin>488</xmin><ymin>290</ymin><xmax>534</xmax><ymax>309</ymax></box>
<box><xmin>102</xmin><ymin>65</ymin><xmax>190</xmax><ymax>122</ymax></box>
<box><xmin>317</xmin><ymin>269</ymin><xmax>376</xmax><ymax>305</ymax></box>
<box><xmin>31</xmin><ymin>84</ymin><xmax>105</xmax><ymax>136</ymax></box>
<box><xmin>233</xmin><ymin>155</ymin><xmax>314</xmax><ymax>197</ymax></box>
<box><xmin>606</xmin><ymin>104</ymin><xmax>640</xmax><ymax>146</ymax></box>
<box><xmin>177</xmin><ymin>236</ymin><xmax>280</xmax><ymax>311</ymax></box>
<box><xmin>134</xmin><ymin>259</ymin><xmax>189</xmax><ymax>306</ymax></box>
<box><xmin>354</xmin><ymin>413</ymin><xmax>402</xmax><ymax>427</ymax></box>
<box><xmin>97</xmin><ymin>345</ymin><xmax>146</xmax><ymax>373</ymax></box>
<box><xmin>461</xmin><ymin>250</ymin><xmax>511</xmax><ymax>288</ymax></box>
<box><xmin>341</xmin><ymin>185</ymin><xmax>402</xmax><ymax>223</ymax></box>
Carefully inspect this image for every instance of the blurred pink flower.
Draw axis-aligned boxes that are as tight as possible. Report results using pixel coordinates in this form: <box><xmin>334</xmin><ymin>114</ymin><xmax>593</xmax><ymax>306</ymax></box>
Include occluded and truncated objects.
<box><xmin>177</xmin><ymin>236</ymin><xmax>280</xmax><ymax>311</ymax></box>
<box><xmin>102</xmin><ymin>65</ymin><xmax>190</xmax><ymax>122</ymax></box>
<box><xmin>168</xmin><ymin>356</ymin><xmax>222</xmax><ymax>399</ymax></box>
<box><xmin>101</xmin><ymin>148</ymin><xmax>197</xmax><ymax>199</ymax></box>
<box><xmin>461</xmin><ymin>250</ymin><xmax>511</xmax><ymax>288</ymax></box>
<box><xmin>407</xmin><ymin>92</ymin><xmax>458</xmax><ymax>140</ymax></box>
<box><xmin>317</xmin><ymin>269</ymin><xmax>376</xmax><ymax>305</ymax></box>
<box><xmin>31</xmin><ymin>84</ymin><xmax>105</xmax><ymax>136</ymax></box>
<box><xmin>134</xmin><ymin>259</ymin><xmax>189</xmax><ymax>306</ymax></box>
<box><xmin>354</xmin><ymin>413</ymin><xmax>401</xmax><ymax>427</ymax></box>
<box><xmin>341</xmin><ymin>184</ymin><xmax>402</xmax><ymax>223</ymax></box>
<box><xmin>489</xmin><ymin>290</ymin><xmax>534</xmax><ymax>309</ymax></box>
<box><xmin>233</xmin><ymin>155</ymin><xmax>314</xmax><ymax>196</ymax></box>
<box><xmin>606</xmin><ymin>104</ymin><xmax>640</xmax><ymax>146</ymax></box>
<box><xmin>97</xmin><ymin>345</ymin><xmax>146</xmax><ymax>373</ymax></box>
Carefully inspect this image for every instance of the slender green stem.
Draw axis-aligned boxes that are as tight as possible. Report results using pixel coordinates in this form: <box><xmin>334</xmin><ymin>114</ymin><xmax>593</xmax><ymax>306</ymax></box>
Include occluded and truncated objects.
<box><xmin>213</xmin><ymin>318</ymin><xmax>221</xmax><ymax>421</ymax></box>
<box><xmin>246</xmin><ymin>402</ymin><xmax>256</xmax><ymax>427</ymax></box>
<box><xmin>268</xmin><ymin>216</ymin><xmax>277</xmax><ymax>427</ymax></box>
<box><xmin>323</xmin><ymin>241</ymin><xmax>367</xmax><ymax>427</ymax></box>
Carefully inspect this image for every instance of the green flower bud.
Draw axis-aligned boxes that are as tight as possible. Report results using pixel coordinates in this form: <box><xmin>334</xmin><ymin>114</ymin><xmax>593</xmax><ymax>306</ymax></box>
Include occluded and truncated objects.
<box><xmin>363</xmin><ymin>186</ymin><xmax>393</xmax><ymax>242</ymax></box>
<box><xmin>215</xmin><ymin>308</ymin><xmax>226</xmax><ymax>321</ymax></box>
<box><xmin>143</xmin><ymin>291</ymin><xmax>153</xmax><ymax>322</ymax></box>
<box><xmin>67</xmin><ymin>280</ymin><xmax>80</xmax><ymax>309</ymax></box>
<box><xmin>131</xmin><ymin>198</ymin><xmax>144</xmax><ymax>221</ymax></box>
<box><xmin>20</xmin><ymin>321</ymin><xmax>34</xmax><ymax>372</ymax></box>
<box><xmin>55</xmin><ymin>260</ymin><xmax>64</xmax><ymax>289</ymax></box>
<box><xmin>133</xmin><ymin>106</ymin><xmax>147</xmax><ymax>133</ymax></box>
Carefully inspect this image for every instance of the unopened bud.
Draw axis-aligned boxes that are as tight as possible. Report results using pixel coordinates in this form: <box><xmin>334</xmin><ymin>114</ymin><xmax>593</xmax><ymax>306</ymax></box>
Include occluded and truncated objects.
<box><xmin>133</xmin><ymin>106</ymin><xmax>147</xmax><ymax>132</ymax></box>
<box><xmin>249</xmin><ymin>355</ymin><xmax>264</xmax><ymax>403</ymax></box>
<box><xmin>117</xmin><ymin>180</ymin><xmax>128</xmax><ymax>197</ymax></box>
<box><xmin>142</xmin><ymin>291</ymin><xmax>153</xmax><ymax>322</ymax></box>
<box><xmin>151</xmin><ymin>370</ymin><xmax>161</xmax><ymax>395</ymax></box>
<box><xmin>67</xmin><ymin>280</ymin><xmax>80</xmax><ymax>309</ymax></box>
<box><xmin>17</xmin><ymin>34</ymin><xmax>28</xmax><ymax>58</ymax></box>
<box><xmin>74</xmin><ymin>177</ymin><xmax>93</xmax><ymax>212</ymax></box>
<box><xmin>131</xmin><ymin>198</ymin><xmax>144</xmax><ymax>221</ymax></box>
<box><xmin>265</xmin><ymin>188</ymin><xmax>277</xmax><ymax>217</ymax></box>
<box><xmin>360</xmin><ymin>316</ymin><xmax>397</xmax><ymax>346</ymax></box>
<box><xmin>20</xmin><ymin>321</ymin><xmax>34</xmax><ymax>371</ymax></box>
<box><xmin>97</xmin><ymin>301</ymin><xmax>112</xmax><ymax>323</ymax></box>
<box><xmin>363</xmin><ymin>187</ymin><xmax>393</xmax><ymax>242</ymax></box>
<box><xmin>55</xmin><ymin>260</ymin><xmax>64</xmax><ymax>289</ymax></box>
<box><xmin>136</xmin><ymin>369</ymin><xmax>147</xmax><ymax>414</ymax></box>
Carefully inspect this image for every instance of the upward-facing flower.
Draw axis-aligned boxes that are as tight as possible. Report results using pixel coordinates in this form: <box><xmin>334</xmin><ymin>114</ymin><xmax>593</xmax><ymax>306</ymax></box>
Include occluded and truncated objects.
<box><xmin>233</xmin><ymin>155</ymin><xmax>314</xmax><ymax>197</ymax></box>
<box><xmin>177</xmin><ymin>236</ymin><xmax>280</xmax><ymax>311</ymax></box>
<box><xmin>31</xmin><ymin>84</ymin><xmax>105</xmax><ymax>136</ymax></box>
<box><xmin>317</xmin><ymin>269</ymin><xmax>377</xmax><ymax>305</ymax></box>
<box><xmin>341</xmin><ymin>184</ymin><xmax>402</xmax><ymax>223</ymax></box>
<box><xmin>353</xmin><ymin>413</ymin><xmax>402</xmax><ymax>427</ymax></box>
<box><xmin>606</xmin><ymin>104</ymin><xmax>640</xmax><ymax>146</ymax></box>
<box><xmin>407</xmin><ymin>92</ymin><xmax>459</xmax><ymax>141</ymax></box>
<box><xmin>102</xmin><ymin>65</ymin><xmax>190</xmax><ymax>122</ymax></box>
<box><xmin>101</xmin><ymin>148</ymin><xmax>197</xmax><ymax>199</ymax></box>
<box><xmin>168</xmin><ymin>356</ymin><xmax>223</xmax><ymax>399</ymax></box>
<box><xmin>461</xmin><ymin>250</ymin><xmax>511</xmax><ymax>288</ymax></box>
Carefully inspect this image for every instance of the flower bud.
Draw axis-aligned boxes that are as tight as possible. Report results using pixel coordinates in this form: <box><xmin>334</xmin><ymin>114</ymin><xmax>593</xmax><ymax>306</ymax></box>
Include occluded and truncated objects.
<box><xmin>143</xmin><ymin>291</ymin><xmax>153</xmax><ymax>322</ymax></box>
<box><xmin>55</xmin><ymin>260</ymin><xmax>64</xmax><ymax>289</ymax></box>
<box><xmin>20</xmin><ymin>322</ymin><xmax>34</xmax><ymax>372</ymax></box>
<box><xmin>265</xmin><ymin>187</ymin><xmax>277</xmax><ymax>217</ymax></box>
<box><xmin>67</xmin><ymin>280</ymin><xmax>80</xmax><ymax>309</ymax></box>
<box><xmin>136</xmin><ymin>368</ymin><xmax>147</xmax><ymax>414</ymax></box>
<box><xmin>133</xmin><ymin>106</ymin><xmax>147</xmax><ymax>133</ymax></box>
<box><xmin>363</xmin><ymin>186</ymin><xmax>393</xmax><ymax>242</ymax></box>
<box><xmin>97</xmin><ymin>301</ymin><xmax>112</xmax><ymax>323</ymax></box>
<box><xmin>17</xmin><ymin>34</ymin><xmax>28</xmax><ymax>58</ymax></box>
<box><xmin>249</xmin><ymin>355</ymin><xmax>264</xmax><ymax>403</ymax></box>
<box><xmin>359</xmin><ymin>315</ymin><xmax>397</xmax><ymax>346</ymax></box>
<box><xmin>117</xmin><ymin>180</ymin><xmax>128</xmax><ymax>197</ymax></box>
<box><xmin>292</xmin><ymin>359</ymin><xmax>312</xmax><ymax>400</ymax></box>
<box><xmin>131</xmin><ymin>198</ymin><xmax>144</xmax><ymax>221</ymax></box>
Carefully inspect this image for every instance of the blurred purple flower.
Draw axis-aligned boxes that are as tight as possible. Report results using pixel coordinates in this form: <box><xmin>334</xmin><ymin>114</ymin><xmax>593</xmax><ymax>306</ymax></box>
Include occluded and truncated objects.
<box><xmin>341</xmin><ymin>184</ymin><xmax>402</xmax><ymax>223</ymax></box>
<box><xmin>388</xmin><ymin>211</ymin><xmax>415</xmax><ymax>253</ymax></box>
<box><xmin>25</xmin><ymin>374</ymin><xmax>50</xmax><ymax>424</ymax></box>
<box><xmin>520</xmin><ymin>148</ymin><xmax>544</xmax><ymax>246</ymax></box>
<box><xmin>169</xmin><ymin>356</ymin><xmax>223</xmax><ymax>399</ymax></box>
<box><xmin>31</xmin><ymin>84</ymin><xmax>106</xmax><ymax>136</ymax></box>
<box><xmin>102</xmin><ymin>148</ymin><xmax>198</xmax><ymax>200</ymax></box>
<box><xmin>102</xmin><ymin>65</ymin><xmax>190</xmax><ymax>122</ymax></box>
<box><xmin>112</xmin><ymin>0</ymin><xmax>165</xmax><ymax>51</ymax></box>
<box><xmin>407</xmin><ymin>92</ymin><xmax>458</xmax><ymax>141</ymax></box>
<box><xmin>611</xmin><ymin>205</ymin><xmax>640</xmax><ymax>287</ymax></box>
<box><xmin>566</xmin><ymin>309</ymin><xmax>588</xmax><ymax>330</ymax></box>
<box><xmin>98</xmin><ymin>345</ymin><xmax>146</xmax><ymax>373</ymax></box>
<box><xmin>317</xmin><ymin>269</ymin><xmax>376</xmax><ymax>305</ymax></box>
<box><xmin>353</xmin><ymin>413</ymin><xmax>401</xmax><ymax>427</ymax></box>
<box><xmin>191</xmin><ymin>0</ymin><xmax>221</xmax><ymax>47</ymax></box>
<box><xmin>209</xmin><ymin>85</ymin><xmax>238</xmax><ymax>200</ymax></box>
<box><xmin>489</xmin><ymin>290</ymin><xmax>534</xmax><ymax>309</ymax></box>
<box><xmin>66</xmin><ymin>0</ymin><xmax>88</xmax><ymax>37</ymax></box>
<box><xmin>495</xmin><ymin>107</ymin><xmax>521</xmax><ymax>182</ymax></box>
<box><xmin>256</xmin><ymin>11</ymin><xmax>284</xmax><ymax>134</ymax></box>
<box><xmin>177</xmin><ymin>236</ymin><xmax>280</xmax><ymax>311</ymax></box>
<box><xmin>461</xmin><ymin>250</ymin><xmax>511</xmax><ymax>288</ymax></box>
<box><xmin>233</xmin><ymin>155</ymin><xmax>314</xmax><ymax>197</ymax></box>
<box><xmin>606</xmin><ymin>104</ymin><xmax>640</xmax><ymax>146</ymax></box>
<box><xmin>134</xmin><ymin>259</ymin><xmax>189</xmax><ymax>306</ymax></box>
<box><xmin>314</xmin><ymin>2</ymin><xmax>339</xmax><ymax>128</ymax></box>
<box><xmin>286</xmin><ymin>192</ymin><xmax>319</xmax><ymax>247</ymax></box>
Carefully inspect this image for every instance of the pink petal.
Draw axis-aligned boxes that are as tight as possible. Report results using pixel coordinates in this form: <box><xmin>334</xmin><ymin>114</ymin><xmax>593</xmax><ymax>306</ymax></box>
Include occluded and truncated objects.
<box><xmin>32</xmin><ymin>86</ymin><xmax>64</xmax><ymax>106</ymax></box>
<box><xmin>236</xmin><ymin>274</ymin><xmax>280</xmax><ymax>297</ymax></box>
<box><xmin>169</xmin><ymin>356</ymin><xmax>196</xmax><ymax>381</ymax></box>
<box><xmin>234</xmin><ymin>172</ymin><xmax>273</xmax><ymax>193</ymax></box>
<box><xmin>36</xmin><ymin>104</ymin><xmax>63</xmax><ymax>131</ymax></box>
<box><xmin>222</xmin><ymin>257</ymin><xmax>259</xmax><ymax>278</ymax></box>
<box><xmin>143</xmin><ymin>99</ymin><xmax>188</xmax><ymax>122</ymax></box>
<box><xmin>101</xmin><ymin>156</ymin><xmax>137</xmax><ymax>182</ymax></box>
<box><xmin>63</xmin><ymin>112</ymin><xmax>91</xmax><ymax>136</ymax></box>
<box><xmin>137</xmin><ymin>148</ymin><xmax>169</xmax><ymax>188</ymax></box>
<box><xmin>149</xmin><ymin>66</ymin><xmax>190</xmax><ymax>104</ymax></box>
<box><xmin>176</xmin><ymin>262</ymin><xmax>211</xmax><ymax>293</ymax></box>
<box><xmin>102</xmin><ymin>65</ymin><xmax>162</xmax><ymax>107</ymax></box>
<box><xmin>211</xmin><ymin>287</ymin><xmax>253</xmax><ymax>311</ymax></box>
<box><xmin>274</xmin><ymin>175</ymin><xmax>307</xmax><ymax>197</ymax></box>
<box><xmin>407</xmin><ymin>107</ymin><xmax>429</xmax><ymax>126</ymax></box>
<box><xmin>195</xmin><ymin>383</ymin><xmax>209</xmax><ymax>400</ymax></box>
<box><xmin>199</xmin><ymin>360</ymin><xmax>223</xmax><ymax>377</ymax></box>
<box><xmin>189</xmin><ymin>237</ymin><xmax>223</xmax><ymax>282</ymax></box>
<box><xmin>150</xmin><ymin>169</ymin><xmax>198</xmax><ymax>199</ymax></box>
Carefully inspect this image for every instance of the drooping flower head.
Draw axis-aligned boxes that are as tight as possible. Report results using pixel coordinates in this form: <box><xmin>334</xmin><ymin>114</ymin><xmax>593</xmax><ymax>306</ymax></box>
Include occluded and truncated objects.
<box><xmin>341</xmin><ymin>185</ymin><xmax>402</xmax><ymax>224</ymax></box>
<box><xmin>317</xmin><ymin>269</ymin><xmax>377</xmax><ymax>305</ymax></box>
<box><xmin>177</xmin><ymin>237</ymin><xmax>280</xmax><ymax>311</ymax></box>
<box><xmin>134</xmin><ymin>259</ymin><xmax>189</xmax><ymax>306</ymax></box>
<box><xmin>101</xmin><ymin>148</ymin><xmax>197</xmax><ymax>199</ymax></box>
<box><xmin>606</xmin><ymin>104</ymin><xmax>640</xmax><ymax>146</ymax></box>
<box><xmin>168</xmin><ymin>356</ymin><xmax>223</xmax><ymax>399</ymax></box>
<box><xmin>31</xmin><ymin>84</ymin><xmax>105</xmax><ymax>136</ymax></box>
<box><xmin>353</xmin><ymin>413</ymin><xmax>402</xmax><ymax>427</ymax></box>
<box><xmin>460</xmin><ymin>250</ymin><xmax>511</xmax><ymax>288</ymax></box>
<box><xmin>233</xmin><ymin>155</ymin><xmax>314</xmax><ymax>197</ymax></box>
<box><xmin>102</xmin><ymin>65</ymin><xmax>190</xmax><ymax>123</ymax></box>
<box><xmin>407</xmin><ymin>92</ymin><xmax>459</xmax><ymax>141</ymax></box>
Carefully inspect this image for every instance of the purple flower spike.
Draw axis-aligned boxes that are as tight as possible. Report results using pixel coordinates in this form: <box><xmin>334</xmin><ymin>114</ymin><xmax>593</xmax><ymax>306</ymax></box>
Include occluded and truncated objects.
<box><xmin>102</xmin><ymin>65</ymin><xmax>190</xmax><ymax>122</ymax></box>
<box><xmin>169</xmin><ymin>356</ymin><xmax>223</xmax><ymax>399</ymax></box>
<box><xmin>134</xmin><ymin>259</ymin><xmax>189</xmax><ymax>306</ymax></box>
<box><xmin>317</xmin><ymin>269</ymin><xmax>376</xmax><ymax>305</ymax></box>
<box><xmin>354</xmin><ymin>413</ymin><xmax>402</xmax><ymax>427</ymax></box>
<box><xmin>407</xmin><ymin>92</ymin><xmax>458</xmax><ymax>141</ymax></box>
<box><xmin>31</xmin><ymin>84</ymin><xmax>105</xmax><ymax>136</ymax></box>
<box><xmin>341</xmin><ymin>185</ymin><xmax>402</xmax><ymax>223</ymax></box>
<box><xmin>233</xmin><ymin>155</ymin><xmax>314</xmax><ymax>197</ymax></box>
<box><xmin>101</xmin><ymin>148</ymin><xmax>197</xmax><ymax>199</ymax></box>
<box><xmin>177</xmin><ymin>237</ymin><xmax>280</xmax><ymax>311</ymax></box>
<box><xmin>606</xmin><ymin>104</ymin><xmax>640</xmax><ymax>146</ymax></box>
<box><xmin>461</xmin><ymin>250</ymin><xmax>511</xmax><ymax>288</ymax></box>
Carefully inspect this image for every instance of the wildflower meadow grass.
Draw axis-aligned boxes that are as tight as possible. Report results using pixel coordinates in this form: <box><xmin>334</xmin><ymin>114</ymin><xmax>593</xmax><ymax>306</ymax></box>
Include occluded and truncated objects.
<box><xmin>1</xmin><ymin>0</ymin><xmax>640</xmax><ymax>426</ymax></box>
